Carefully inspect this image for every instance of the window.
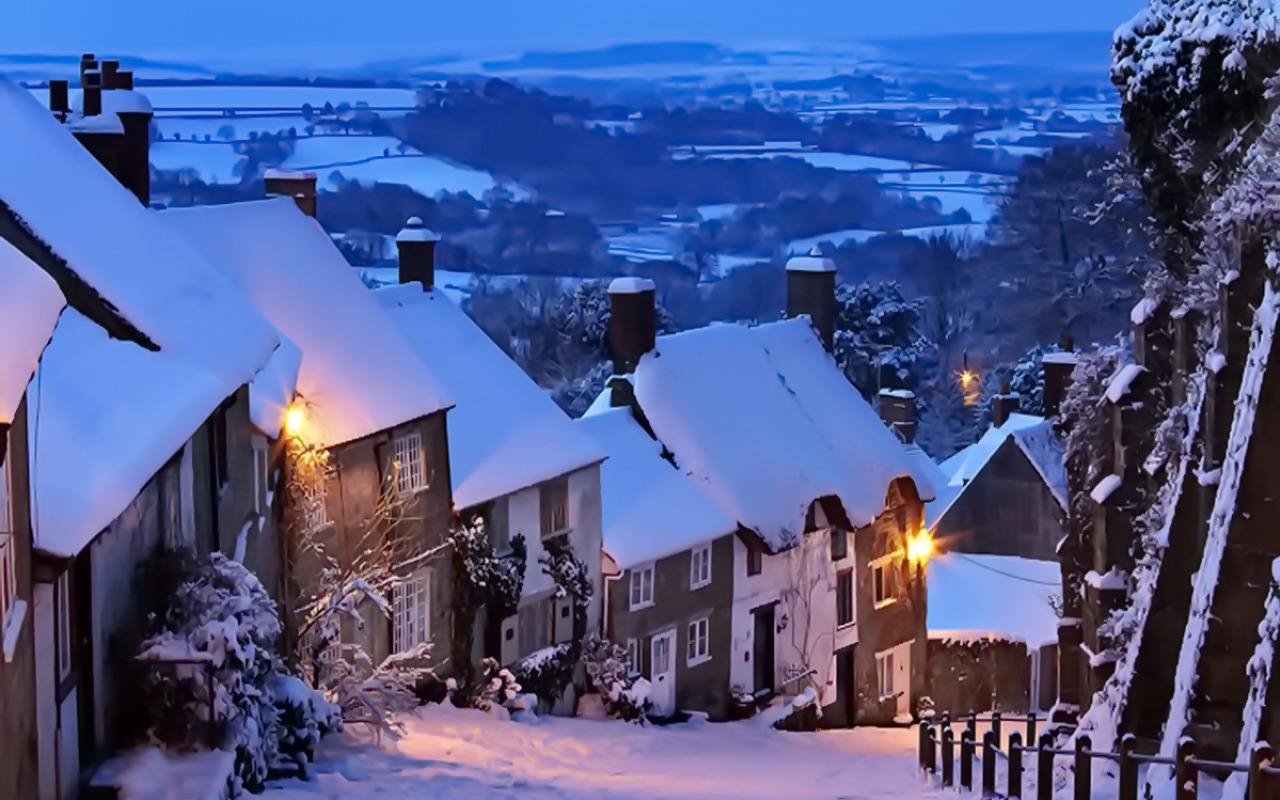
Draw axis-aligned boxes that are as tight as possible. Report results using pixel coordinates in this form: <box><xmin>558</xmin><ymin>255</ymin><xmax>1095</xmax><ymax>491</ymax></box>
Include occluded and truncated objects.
<box><xmin>629</xmin><ymin>564</ymin><xmax>654</xmax><ymax>610</ymax></box>
<box><xmin>392</xmin><ymin>571</ymin><xmax>431</xmax><ymax>653</ymax></box>
<box><xmin>302</xmin><ymin>477</ymin><xmax>329</xmax><ymax>533</ymax></box>
<box><xmin>0</xmin><ymin>457</ymin><xmax>13</xmax><ymax>629</ymax></box>
<box><xmin>872</xmin><ymin>556</ymin><xmax>897</xmax><ymax>609</ymax></box>
<box><xmin>393</xmin><ymin>432</ymin><xmax>425</xmax><ymax>496</ymax></box>
<box><xmin>56</xmin><ymin>571</ymin><xmax>72</xmax><ymax>680</ymax></box>
<box><xmin>746</xmin><ymin>543</ymin><xmax>762</xmax><ymax>576</ymax></box>
<box><xmin>690</xmin><ymin>545</ymin><xmax>711</xmax><ymax>590</ymax></box>
<box><xmin>876</xmin><ymin>651</ymin><xmax>896</xmax><ymax>699</ymax></box>
<box><xmin>687</xmin><ymin>617</ymin><xmax>710</xmax><ymax>665</ymax></box>
<box><xmin>626</xmin><ymin>638</ymin><xmax>639</xmax><ymax>675</ymax></box>
<box><xmin>540</xmin><ymin>477</ymin><xmax>569</xmax><ymax>535</ymax></box>
<box><xmin>252</xmin><ymin>436</ymin><xmax>269</xmax><ymax>514</ymax></box>
<box><xmin>830</xmin><ymin>528</ymin><xmax>848</xmax><ymax>560</ymax></box>
<box><xmin>836</xmin><ymin>569</ymin><xmax>854</xmax><ymax>628</ymax></box>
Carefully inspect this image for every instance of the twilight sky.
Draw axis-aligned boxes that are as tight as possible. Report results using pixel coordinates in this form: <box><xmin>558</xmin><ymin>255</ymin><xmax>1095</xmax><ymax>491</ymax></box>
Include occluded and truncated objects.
<box><xmin>1</xmin><ymin>0</ymin><xmax>1143</xmax><ymax>64</ymax></box>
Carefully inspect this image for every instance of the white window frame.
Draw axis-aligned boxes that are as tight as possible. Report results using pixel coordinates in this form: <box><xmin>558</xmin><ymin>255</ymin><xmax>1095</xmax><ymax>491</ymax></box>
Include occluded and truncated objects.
<box><xmin>251</xmin><ymin>436</ymin><xmax>269</xmax><ymax>515</ymax></box>
<box><xmin>690</xmin><ymin>544</ymin><xmax>711</xmax><ymax>590</ymax></box>
<box><xmin>871</xmin><ymin>554</ymin><xmax>897</xmax><ymax>610</ymax></box>
<box><xmin>687</xmin><ymin>617</ymin><xmax>710</xmax><ymax>666</ymax></box>
<box><xmin>392</xmin><ymin>570</ymin><xmax>431</xmax><ymax>654</ymax></box>
<box><xmin>629</xmin><ymin>563</ymin><xmax>655</xmax><ymax>610</ymax></box>
<box><xmin>302</xmin><ymin>476</ymin><xmax>329</xmax><ymax>533</ymax></box>
<box><xmin>393</xmin><ymin>432</ymin><xmax>425</xmax><ymax>496</ymax></box>
<box><xmin>876</xmin><ymin>650</ymin><xmax>896</xmax><ymax>700</ymax></box>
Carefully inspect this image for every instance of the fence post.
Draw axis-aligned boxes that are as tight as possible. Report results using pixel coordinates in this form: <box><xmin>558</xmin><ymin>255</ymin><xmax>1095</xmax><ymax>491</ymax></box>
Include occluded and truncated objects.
<box><xmin>1027</xmin><ymin>711</ymin><xmax>1037</xmax><ymax>746</ymax></box>
<box><xmin>919</xmin><ymin>721</ymin><xmax>930</xmax><ymax>771</ymax></box>
<box><xmin>1176</xmin><ymin>738</ymin><xmax>1198</xmax><ymax>800</ymax></box>
<box><xmin>927</xmin><ymin>725</ymin><xmax>938</xmax><ymax>775</ymax></box>
<box><xmin>1118</xmin><ymin>733</ymin><xmax>1138</xmax><ymax>800</ymax></box>
<box><xmin>1074</xmin><ymin>735</ymin><xmax>1092</xmax><ymax>800</ymax></box>
<box><xmin>961</xmin><ymin>729</ymin><xmax>974</xmax><ymax>790</ymax></box>
<box><xmin>968</xmin><ymin>710</ymin><xmax>978</xmax><ymax>740</ymax></box>
<box><xmin>942</xmin><ymin>710</ymin><xmax>951</xmax><ymax>731</ymax></box>
<box><xmin>1008</xmin><ymin>731</ymin><xmax>1023</xmax><ymax>800</ymax></box>
<box><xmin>1037</xmin><ymin>733</ymin><xmax>1054</xmax><ymax>800</ymax></box>
<box><xmin>1249</xmin><ymin>742</ymin><xmax>1273</xmax><ymax>800</ymax></box>
<box><xmin>993</xmin><ymin>709</ymin><xmax>1003</xmax><ymax>743</ymax></box>
<box><xmin>942</xmin><ymin>726</ymin><xmax>955</xmax><ymax>787</ymax></box>
<box><xmin>983</xmin><ymin>730</ymin><xmax>997</xmax><ymax>797</ymax></box>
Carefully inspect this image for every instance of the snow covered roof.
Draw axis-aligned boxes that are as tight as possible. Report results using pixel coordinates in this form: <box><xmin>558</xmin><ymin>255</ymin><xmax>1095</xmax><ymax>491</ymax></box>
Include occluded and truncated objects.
<box><xmin>927</xmin><ymin>551</ymin><xmax>1061</xmax><ymax>647</ymax></box>
<box><xmin>579</xmin><ymin>407</ymin><xmax>738</xmax><ymax>570</ymax></box>
<box><xmin>375</xmin><ymin>283</ymin><xmax>605</xmax><ymax>509</ymax></box>
<box><xmin>1105</xmin><ymin>363</ymin><xmax>1146</xmax><ymax>404</ymax></box>
<box><xmin>785</xmin><ymin>253</ymin><xmax>836</xmax><ymax>273</ymax></box>
<box><xmin>0</xmin><ymin>238</ymin><xmax>63</xmax><ymax>424</ymax></box>
<box><xmin>0</xmin><ymin>80</ymin><xmax>278</xmax><ymax>390</ymax></box>
<box><xmin>929</xmin><ymin>412</ymin><xmax>1068</xmax><ymax>527</ymax></box>
<box><xmin>623</xmin><ymin>317</ymin><xmax>934</xmax><ymax>551</ymax></box>
<box><xmin>608</xmin><ymin>277</ymin><xmax>655</xmax><ymax>294</ymax></box>
<box><xmin>159</xmin><ymin>199</ymin><xmax>454</xmax><ymax>448</ymax></box>
<box><xmin>29</xmin><ymin>310</ymin><xmax>226</xmax><ymax>557</ymax></box>
<box><xmin>248</xmin><ymin>337</ymin><xmax>302</xmax><ymax>438</ymax></box>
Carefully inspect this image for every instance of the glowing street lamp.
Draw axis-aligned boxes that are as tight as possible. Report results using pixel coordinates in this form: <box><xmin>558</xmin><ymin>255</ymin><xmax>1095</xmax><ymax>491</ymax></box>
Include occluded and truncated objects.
<box><xmin>285</xmin><ymin>403</ymin><xmax>304</xmax><ymax>438</ymax></box>
<box><xmin>907</xmin><ymin>530</ymin><xmax>935</xmax><ymax>566</ymax></box>
<box><xmin>959</xmin><ymin>369</ymin><xmax>976</xmax><ymax>391</ymax></box>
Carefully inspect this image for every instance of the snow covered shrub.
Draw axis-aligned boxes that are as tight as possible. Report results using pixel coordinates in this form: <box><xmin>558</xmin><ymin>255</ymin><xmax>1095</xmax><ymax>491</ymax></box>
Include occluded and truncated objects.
<box><xmin>449</xmin><ymin>516</ymin><xmax>527</xmax><ymax>696</ymax></box>
<box><xmin>325</xmin><ymin>645</ymin><xmax>430</xmax><ymax>736</ymax></box>
<box><xmin>137</xmin><ymin>552</ymin><xmax>290</xmax><ymax>793</ymax></box>
<box><xmin>269</xmin><ymin>675</ymin><xmax>341</xmax><ymax>778</ymax></box>
<box><xmin>513</xmin><ymin>644</ymin><xmax>576</xmax><ymax>706</ymax></box>
<box><xmin>580</xmin><ymin>635</ymin><xmax>651</xmax><ymax>723</ymax></box>
<box><xmin>466</xmin><ymin>657</ymin><xmax>522</xmax><ymax>712</ymax></box>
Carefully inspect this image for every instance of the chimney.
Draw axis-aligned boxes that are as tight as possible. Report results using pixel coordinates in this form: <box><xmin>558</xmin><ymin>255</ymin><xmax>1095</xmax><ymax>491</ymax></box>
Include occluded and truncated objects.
<box><xmin>1042</xmin><ymin>336</ymin><xmax>1079</xmax><ymax>419</ymax></box>
<box><xmin>785</xmin><ymin>249</ymin><xmax>836</xmax><ymax>351</ymax></box>
<box><xmin>608</xmin><ymin>277</ymin><xmax>657</xmax><ymax>375</ymax></box>
<box><xmin>49</xmin><ymin>80</ymin><xmax>69</xmax><ymax>119</ymax></box>
<box><xmin>79</xmin><ymin>53</ymin><xmax>98</xmax><ymax>84</ymax></box>
<box><xmin>264</xmin><ymin>169</ymin><xmax>317</xmax><ymax>217</ymax></box>
<box><xmin>70</xmin><ymin>70</ymin><xmax>125</xmax><ymax>179</ymax></box>
<box><xmin>82</xmin><ymin>70</ymin><xmax>102</xmax><ymax>117</ymax></box>
<box><xmin>397</xmin><ymin>217</ymin><xmax>439</xmax><ymax>289</ymax></box>
<box><xmin>102</xmin><ymin>64</ymin><xmax>154</xmax><ymax>206</ymax></box>
<box><xmin>878</xmin><ymin>389</ymin><xmax>917</xmax><ymax>443</ymax></box>
<box><xmin>992</xmin><ymin>380</ymin><xmax>1020</xmax><ymax>427</ymax></box>
<box><xmin>100</xmin><ymin>59</ymin><xmax>120</xmax><ymax>88</ymax></box>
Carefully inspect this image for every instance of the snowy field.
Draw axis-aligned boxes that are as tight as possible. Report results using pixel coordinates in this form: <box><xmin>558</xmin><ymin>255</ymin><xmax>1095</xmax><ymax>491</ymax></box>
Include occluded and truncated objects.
<box><xmin>264</xmin><ymin>704</ymin><xmax>948</xmax><ymax>800</ymax></box>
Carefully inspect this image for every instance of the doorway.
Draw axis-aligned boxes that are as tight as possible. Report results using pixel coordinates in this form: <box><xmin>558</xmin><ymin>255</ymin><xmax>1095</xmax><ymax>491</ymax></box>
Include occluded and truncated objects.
<box><xmin>753</xmin><ymin>605</ymin><xmax>775</xmax><ymax>697</ymax></box>
<box><xmin>649</xmin><ymin>629</ymin><xmax>677</xmax><ymax>717</ymax></box>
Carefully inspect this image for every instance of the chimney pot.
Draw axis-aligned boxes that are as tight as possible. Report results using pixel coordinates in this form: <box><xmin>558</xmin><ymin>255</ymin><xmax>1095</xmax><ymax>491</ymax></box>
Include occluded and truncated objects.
<box><xmin>101</xmin><ymin>59</ymin><xmax>120</xmax><ymax>88</ymax></box>
<box><xmin>785</xmin><ymin>250</ymin><xmax>837</xmax><ymax>351</ymax></box>
<box><xmin>1060</xmin><ymin>334</ymin><xmax>1074</xmax><ymax>353</ymax></box>
<box><xmin>397</xmin><ymin>217</ymin><xmax>440</xmax><ymax>290</ymax></box>
<box><xmin>608</xmin><ymin>277</ymin><xmax>657</xmax><ymax>375</ymax></box>
<box><xmin>49</xmin><ymin>80</ymin><xmax>69</xmax><ymax>116</ymax></box>
<box><xmin>264</xmin><ymin>169</ymin><xmax>317</xmax><ymax>217</ymax></box>
<box><xmin>1042</xmin><ymin>349</ymin><xmax>1079</xmax><ymax>418</ymax></box>
<box><xmin>115</xmin><ymin>70</ymin><xmax>134</xmax><ymax>91</ymax></box>
<box><xmin>878</xmin><ymin>389</ymin><xmax>917</xmax><ymax>443</ymax></box>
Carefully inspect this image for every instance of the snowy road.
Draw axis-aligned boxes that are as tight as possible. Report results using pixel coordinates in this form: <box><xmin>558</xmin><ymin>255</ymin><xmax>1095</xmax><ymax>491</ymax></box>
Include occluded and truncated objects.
<box><xmin>264</xmin><ymin>704</ymin><xmax>949</xmax><ymax>799</ymax></box>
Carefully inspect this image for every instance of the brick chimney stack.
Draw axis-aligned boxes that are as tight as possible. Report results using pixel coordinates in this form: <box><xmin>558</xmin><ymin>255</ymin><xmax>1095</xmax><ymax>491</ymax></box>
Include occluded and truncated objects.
<box><xmin>69</xmin><ymin>69</ymin><xmax>125</xmax><ymax>181</ymax></box>
<box><xmin>785</xmin><ymin>249</ymin><xmax>837</xmax><ymax>352</ymax></box>
<box><xmin>264</xmin><ymin>169</ymin><xmax>317</xmax><ymax>217</ymax></box>
<box><xmin>100</xmin><ymin>63</ymin><xmax>155</xmax><ymax>206</ymax></box>
<box><xmin>878</xmin><ymin>389</ymin><xmax>917</xmax><ymax>443</ymax></box>
<box><xmin>992</xmin><ymin>380</ymin><xmax>1021</xmax><ymax>427</ymax></box>
<box><xmin>81</xmin><ymin>70</ymin><xmax>102</xmax><ymax>117</ymax></box>
<box><xmin>49</xmin><ymin>80</ymin><xmax>69</xmax><ymax>120</ymax></box>
<box><xmin>608</xmin><ymin>277</ymin><xmax>657</xmax><ymax>375</ymax></box>
<box><xmin>397</xmin><ymin>217</ymin><xmax>439</xmax><ymax>290</ymax></box>
<box><xmin>1042</xmin><ymin>336</ymin><xmax>1078</xmax><ymax>419</ymax></box>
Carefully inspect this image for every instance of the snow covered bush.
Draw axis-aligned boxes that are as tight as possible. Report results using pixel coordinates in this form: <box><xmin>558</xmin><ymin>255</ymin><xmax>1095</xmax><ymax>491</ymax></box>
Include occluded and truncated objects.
<box><xmin>514</xmin><ymin>644</ymin><xmax>576</xmax><ymax>706</ymax></box>
<box><xmin>466</xmin><ymin>657</ymin><xmax>522</xmax><ymax>712</ymax></box>
<box><xmin>137</xmin><ymin>552</ymin><xmax>295</xmax><ymax>793</ymax></box>
<box><xmin>580</xmin><ymin>635</ymin><xmax>651</xmax><ymax>722</ymax></box>
<box><xmin>269</xmin><ymin>675</ymin><xmax>341</xmax><ymax>778</ymax></box>
<box><xmin>449</xmin><ymin>516</ymin><xmax>527</xmax><ymax>695</ymax></box>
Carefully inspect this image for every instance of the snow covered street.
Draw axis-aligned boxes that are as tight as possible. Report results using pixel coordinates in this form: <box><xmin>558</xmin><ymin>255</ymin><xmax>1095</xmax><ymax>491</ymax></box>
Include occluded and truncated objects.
<box><xmin>264</xmin><ymin>705</ymin><xmax>946</xmax><ymax>799</ymax></box>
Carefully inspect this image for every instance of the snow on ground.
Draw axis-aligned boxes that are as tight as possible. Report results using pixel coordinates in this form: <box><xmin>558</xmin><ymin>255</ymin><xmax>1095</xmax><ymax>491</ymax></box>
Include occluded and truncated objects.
<box><xmin>266</xmin><ymin>704</ymin><xmax>946</xmax><ymax>800</ymax></box>
<box><xmin>126</xmin><ymin>85</ymin><xmax>419</xmax><ymax>109</ymax></box>
<box><xmin>282</xmin><ymin>136</ymin><xmax>523</xmax><ymax>198</ymax></box>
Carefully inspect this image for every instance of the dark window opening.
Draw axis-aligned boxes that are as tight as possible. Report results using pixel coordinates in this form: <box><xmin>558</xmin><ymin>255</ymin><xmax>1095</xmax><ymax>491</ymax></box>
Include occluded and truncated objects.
<box><xmin>837</xmin><ymin>570</ymin><xmax>854</xmax><ymax>627</ymax></box>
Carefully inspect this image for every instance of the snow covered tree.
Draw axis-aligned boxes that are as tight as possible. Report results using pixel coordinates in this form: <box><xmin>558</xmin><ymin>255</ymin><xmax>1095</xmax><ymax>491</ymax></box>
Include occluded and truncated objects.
<box><xmin>832</xmin><ymin>281</ymin><xmax>929</xmax><ymax>398</ymax></box>
<box><xmin>777</xmin><ymin>531</ymin><xmax>840</xmax><ymax>714</ymax></box>
<box><xmin>137</xmin><ymin>552</ymin><xmax>304</xmax><ymax>793</ymax></box>
<box><xmin>1112</xmin><ymin>0</ymin><xmax>1280</xmax><ymax>275</ymax></box>
<box><xmin>449</xmin><ymin>515</ymin><xmax>526</xmax><ymax>697</ymax></box>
